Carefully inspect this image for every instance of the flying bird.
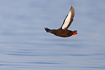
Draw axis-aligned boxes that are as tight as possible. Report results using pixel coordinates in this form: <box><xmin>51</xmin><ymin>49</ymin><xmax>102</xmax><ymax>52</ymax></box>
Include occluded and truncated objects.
<box><xmin>45</xmin><ymin>6</ymin><xmax>77</xmax><ymax>37</ymax></box>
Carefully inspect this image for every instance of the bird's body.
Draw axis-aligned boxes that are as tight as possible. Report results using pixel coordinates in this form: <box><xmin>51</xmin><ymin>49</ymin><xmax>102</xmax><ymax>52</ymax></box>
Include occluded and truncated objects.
<box><xmin>45</xmin><ymin>6</ymin><xmax>77</xmax><ymax>37</ymax></box>
<box><xmin>45</xmin><ymin>28</ymin><xmax>77</xmax><ymax>37</ymax></box>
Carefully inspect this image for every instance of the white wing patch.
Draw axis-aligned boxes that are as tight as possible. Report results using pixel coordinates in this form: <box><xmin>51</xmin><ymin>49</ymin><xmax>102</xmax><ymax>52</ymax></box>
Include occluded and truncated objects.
<box><xmin>62</xmin><ymin>11</ymin><xmax>72</xmax><ymax>29</ymax></box>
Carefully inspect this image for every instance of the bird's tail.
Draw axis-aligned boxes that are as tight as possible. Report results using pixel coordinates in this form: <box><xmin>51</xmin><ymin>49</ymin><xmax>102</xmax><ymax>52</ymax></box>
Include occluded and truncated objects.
<box><xmin>74</xmin><ymin>30</ymin><xmax>77</xmax><ymax>33</ymax></box>
<box><xmin>44</xmin><ymin>28</ymin><xmax>51</xmax><ymax>32</ymax></box>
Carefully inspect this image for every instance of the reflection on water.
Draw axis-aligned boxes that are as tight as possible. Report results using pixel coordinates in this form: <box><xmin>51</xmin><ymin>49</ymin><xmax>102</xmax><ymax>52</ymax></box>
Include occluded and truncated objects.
<box><xmin>0</xmin><ymin>0</ymin><xmax>105</xmax><ymax>70</ymax></box>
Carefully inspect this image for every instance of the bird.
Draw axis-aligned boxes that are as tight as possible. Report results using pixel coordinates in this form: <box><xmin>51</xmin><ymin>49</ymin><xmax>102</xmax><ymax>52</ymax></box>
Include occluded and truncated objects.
<box><xmin>44</xmin><ymin>6</ymin><xmax>77</xmax><ymax>37</ymax></box>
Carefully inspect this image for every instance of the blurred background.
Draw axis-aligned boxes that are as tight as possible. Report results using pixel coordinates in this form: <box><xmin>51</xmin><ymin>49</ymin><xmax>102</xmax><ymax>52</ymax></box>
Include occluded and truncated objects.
<box><xmin>0</xmin><ymin>0</ymin><xmax>105</xmax><ymax>70</ymax></box>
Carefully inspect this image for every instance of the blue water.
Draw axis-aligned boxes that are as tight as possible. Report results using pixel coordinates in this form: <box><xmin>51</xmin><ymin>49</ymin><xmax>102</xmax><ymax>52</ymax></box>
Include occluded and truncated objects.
<box><xmin>0</xmin><ymin>0</ymin><xmax>105</xmax><ymax>70</ymax></box>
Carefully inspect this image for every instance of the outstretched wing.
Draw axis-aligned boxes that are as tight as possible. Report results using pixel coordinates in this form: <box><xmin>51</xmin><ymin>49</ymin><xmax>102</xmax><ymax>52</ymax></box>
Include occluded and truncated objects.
<box><xmin>61</xmin><ymin>6</ymin><xmax>75</xmax><ymax>30</ymax></box>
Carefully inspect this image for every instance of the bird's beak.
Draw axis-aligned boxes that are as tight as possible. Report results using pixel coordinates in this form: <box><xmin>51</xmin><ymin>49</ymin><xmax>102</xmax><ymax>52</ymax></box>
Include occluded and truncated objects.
<box><xmin>72</xmin><ymin>33</ymin><xmax>77</xmax><ymax>36</ymax></box>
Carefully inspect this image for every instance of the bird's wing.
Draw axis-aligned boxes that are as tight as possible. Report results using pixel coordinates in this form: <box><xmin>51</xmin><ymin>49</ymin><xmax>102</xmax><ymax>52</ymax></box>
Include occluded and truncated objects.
<box><xmin>61</xmin><ymin>6</ymin><xmax>75</xmax><ymax>30</ymax></box>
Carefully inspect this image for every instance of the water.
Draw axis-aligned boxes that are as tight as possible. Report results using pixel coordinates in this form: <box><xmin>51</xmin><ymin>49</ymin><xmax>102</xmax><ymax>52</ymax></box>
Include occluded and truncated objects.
<box><xmin>0</xmin><ymin>0</ymin><xmax>105</xmax><ymax>70</ymax></box>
